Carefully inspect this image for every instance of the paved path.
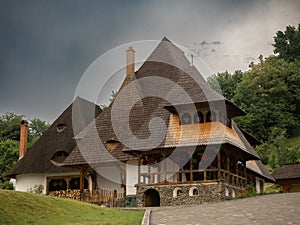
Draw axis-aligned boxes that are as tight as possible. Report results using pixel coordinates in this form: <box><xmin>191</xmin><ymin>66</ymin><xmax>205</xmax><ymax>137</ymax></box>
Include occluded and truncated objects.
<box><xmin>149</xmin><ymin>193</ymin><xmax>300</xmax><ymax>225</ymax></box>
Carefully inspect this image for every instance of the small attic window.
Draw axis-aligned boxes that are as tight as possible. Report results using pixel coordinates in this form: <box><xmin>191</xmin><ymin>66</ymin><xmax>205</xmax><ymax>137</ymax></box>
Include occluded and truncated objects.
<box><xmin>56</xmin><ymin>124</ymin><xmax>66</xmax><ymax>132</ymax></box>
<box><xmin>181</xmin><ymin>112</ymin><xmax>192</xmax><ymax>125</ymax></box>
<box><xmin>51</xmin><ymin>151</ymin><xmax>69</xmax><ymax>163</ymax></box>
<box><xmin>106</xmin><ymin>140</ymin><xmax>120</xmax><ymax>150</ymax></box>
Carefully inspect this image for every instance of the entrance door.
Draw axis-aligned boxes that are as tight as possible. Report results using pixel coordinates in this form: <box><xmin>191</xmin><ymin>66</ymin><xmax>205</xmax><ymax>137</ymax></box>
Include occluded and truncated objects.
<box><xmin>144</xmin><ymin>189</ymin><xmax>160</xmax><ymax>207</ymax></box>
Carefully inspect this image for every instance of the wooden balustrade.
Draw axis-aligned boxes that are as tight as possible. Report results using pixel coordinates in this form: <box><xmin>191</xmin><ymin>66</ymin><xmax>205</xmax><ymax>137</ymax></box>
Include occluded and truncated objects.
<box><xmin>138</xmin><ymin>168</ymin><xmax>246</xmax><ymax>189</ymax></box>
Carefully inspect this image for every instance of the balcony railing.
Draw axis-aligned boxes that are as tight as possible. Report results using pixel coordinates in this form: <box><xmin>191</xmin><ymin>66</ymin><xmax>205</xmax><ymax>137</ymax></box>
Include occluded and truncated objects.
<box><xmin>138</xmin><ymin>168</ymin><xmax>246</xmax><ymax>188</ymax></box>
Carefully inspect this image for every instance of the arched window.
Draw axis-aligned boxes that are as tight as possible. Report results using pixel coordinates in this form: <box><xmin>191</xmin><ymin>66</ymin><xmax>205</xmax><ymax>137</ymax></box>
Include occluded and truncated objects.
<box><xmin>206</xmin><ymin>111</ymin><xmax>216</xmax><ymax>122</ymax></box>
<box><xmin>173</xmin><ymin>187</ymin><xmax>183</xmax><ymax>198</ymax></box>
<box><xmin>189</xmin><ymin>187</ymin><xmax>199</xmax><ymax>196</ymax></box>
<box><xmin>69</xmin><ymin>178</ymin><xmax>88</xmax><ymax>190</ymax></box>
<box><xmin>225</xmin><ymin>187</ymin><xmax>229</xmax><ymax>197</ymax></box>
<box><xmin>56</xmin><ymin>124</ymin><xmax>66</xmax><ymax>132</ymax></box>
<box><xmin>51</xmin><ymin>151</ymin><xmax>69</xmax><ymax>163</ymax></box>
<box><xmin>181</xmin><ymin>112</ymin><xmax>192</xmax><ymax>125</ymax></box>
<box><xmin>194</xmin><ymin>112</ymin><xmax>204</xmax><ymax>124</ymax></box>
<box><xmin>49</xmin><ymin>179</ymin><xmax>67</xmax><ymax>191</ymax></box>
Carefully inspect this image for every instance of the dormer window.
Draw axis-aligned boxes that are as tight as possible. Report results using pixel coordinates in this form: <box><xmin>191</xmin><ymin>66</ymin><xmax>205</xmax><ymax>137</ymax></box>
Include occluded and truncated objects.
<box><xmin>206</xmin><ymin>111</ymin><xmax>216</xmax><ymax>122</ymax></box>
<box><xmin>181</xmin><ymin>112</ymin><xmax>192</xmax><ymax>125</ymax></box>
<box><xmin>51</xmin><ymin>151</ymin><xmax>69</xmax><ymax>163</ymax></box>
<box><xmin>56</xmin><ymin>124</ymin><xmax>66</xmax><ymax>132</ymax></box>
<box><xmin>106</xmin><ymin>140</ymin><xmax>120</xmax><ymax>150</ymax></box>
<box><xmin>194</xmin><ymin>112</ymin><xmax>204</xmax><ymax>124</ymax></box>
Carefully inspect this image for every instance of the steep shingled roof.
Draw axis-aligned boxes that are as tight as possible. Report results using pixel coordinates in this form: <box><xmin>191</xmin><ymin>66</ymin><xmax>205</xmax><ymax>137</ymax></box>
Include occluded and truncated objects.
<box><xmin>272</xmin><ymin>163</ymin><xmax>300</xmax><ymax>180</ymax></box>
<box><xmin>6</xmin><ymin>97</ymin><xmax>102</xmax><ymax>178</ymax></box>
<box><xmin>246</xmin><ymin>160</ymin><xmax>275</xmax><ymax>182</ymax></box>
<box><xmin>62</xmin><ymin>37</ymin><xmax>260</xmax><ymax>166</ymax></box>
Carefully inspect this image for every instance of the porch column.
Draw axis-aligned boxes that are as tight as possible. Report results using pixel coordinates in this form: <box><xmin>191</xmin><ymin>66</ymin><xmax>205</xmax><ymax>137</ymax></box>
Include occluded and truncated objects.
<box><xmin>80</xmin><ymin>167</ymin><xmax>84</xmax><ymax>201</ymax></box>
<box><xmin>162</xmin><ymin>153</ymin><xmax>167</xmax><ymax>183</ymax></box>
<box><xmin>217</xmin><ymin>151</ymin><xmax>221</xmax><ymax>181</ymax></box>
<box><xmin>226</xmin><ymin>155</ymin><xmax>230</xmax><ymax>171</ymax></box>
<box><xmin>138</xmin><ymin>154</ymin><xmax>141</xmax><ymax>184</ymax></box>
<box><xmin>226</xmin><ymin>155</ymin><xmax>230</xmax><ymax>183</ymax></box>
<box><xmin>235</xmin><ymin>161</ymin><xmax>239</xmax><ymax>186</ymax></box>
<box><xmin>243</xmin><ymin>160</ymin><xmax>247</xmax><ymax>188</ymax></box>
<box><xmin>189</xmin><ymin>158</ymin><xmax>193</xmax><ymax>181</ymax></box>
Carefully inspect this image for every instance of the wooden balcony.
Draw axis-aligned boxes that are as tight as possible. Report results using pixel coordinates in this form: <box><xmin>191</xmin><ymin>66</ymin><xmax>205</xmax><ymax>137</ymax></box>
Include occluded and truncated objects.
<box><xmin>138</xmin><ymin>168</ymin><xmax>246</xmax><ymax>189</ymax></box>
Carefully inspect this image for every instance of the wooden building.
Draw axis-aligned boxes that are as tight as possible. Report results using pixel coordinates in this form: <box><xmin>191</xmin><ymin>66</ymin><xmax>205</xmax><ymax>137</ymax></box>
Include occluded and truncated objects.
<box><xmin>7</xmin><ymin>37</ymin><xmax>274</xmax><ymax>207</ymax></box>
<box><xmin>272</xmin><ymin>164</ymin><xmax>300</xmax><ymax>193</ymax></box>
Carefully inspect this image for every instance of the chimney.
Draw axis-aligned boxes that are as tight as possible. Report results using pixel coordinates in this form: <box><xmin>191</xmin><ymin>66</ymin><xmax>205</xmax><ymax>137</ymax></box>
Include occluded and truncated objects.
<box><xmin>19</xmin><ymin>120</ymin><xmax>28</xmax><ymax>159</ymax></box>
<box><xmin>126</xmin><ymin>47</ymin><xmax>135</xmax><ymax>76</ymax></box>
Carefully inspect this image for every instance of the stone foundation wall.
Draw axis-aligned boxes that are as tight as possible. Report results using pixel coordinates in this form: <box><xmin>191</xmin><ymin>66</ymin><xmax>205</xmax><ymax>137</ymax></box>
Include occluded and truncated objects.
<box><xmin>136</xmin><ymin>182</ymin><xmax>240</xmax><ymax>207</ymax></box>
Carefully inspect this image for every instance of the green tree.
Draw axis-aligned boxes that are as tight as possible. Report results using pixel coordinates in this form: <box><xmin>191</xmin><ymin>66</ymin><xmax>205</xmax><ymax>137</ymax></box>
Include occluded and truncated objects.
<box><xmin>0</xmin><ymin>139</ymin><xmax>19</xmax><ymax>189</ymax></box>
<box><xmin>207</xmin><ymin>70</ymin><xmax>243</xmax><ymax>101</ymax></box>
<box><xmin>0</xmin><ymin>112</ymin><xmax>49</xmax><ymax>189</ymax></box>
<box><xmin>273</xmin><ymin>24</ymin><xmax>300</xmax><ymax>62</ymax></box>
<box><xmin>100</xmin><ymin>90</ymin><xmax>118</xmax><ymax>110</ymax></box>
<box><xmin>233</xmin><ymin>56</ymin><xmax>300</xmax><ymax>141</ymax></box>
<box><xmin>0</xmin><ymin>113</ymin><xmax>23</xmax><ymax>141</ymax></box>
<box><xmin>28</xmin><ymin>118</ymin><xmax>49</xmax><ymax>147</ymax></box>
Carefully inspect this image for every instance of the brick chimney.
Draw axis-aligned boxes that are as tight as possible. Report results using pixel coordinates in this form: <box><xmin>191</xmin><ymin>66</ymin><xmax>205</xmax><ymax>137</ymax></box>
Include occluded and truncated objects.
<box><xmin>126</xmin><ymin>47</ymin><xmax>135</xmax><ymax>76</ymax></box>
<box><xmin>19</xmin><ymin>120</ymin><xmax>28</xmax><ymax>159</ymax></box>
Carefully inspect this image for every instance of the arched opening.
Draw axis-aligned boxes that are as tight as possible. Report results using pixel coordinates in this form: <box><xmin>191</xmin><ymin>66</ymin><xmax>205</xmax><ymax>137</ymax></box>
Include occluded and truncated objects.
<box><xmin>181</xmin><ymin>112</ymin><xmax>192</xmax><ymax>125</ymax></box>
<box><xmin>194</xmin><ymin>112</ymin><xmax>204</xmax><ymax>124</ymax></box>
<box><xmin>206</xmin><ymin>111</ymin><xmax>216</xmax><ymax>122</ymax></box>
<box><xmin>144</xmin><ymin>189</ymin><xmax>160</xmax><ymax>207</ymax></box>
<box><xmin>225</xmin><ymin>187</ymin><xmax>229</xmax><ymax>197</ymax></box>
<box><xmin>189</xmin><ymin>187</ymin><xmax>199</xmax><ymax>196</ymax></box>
<box><xmin>56</xmin><ymin>124</ymin><xmax>66</xmax><ymax>132</ymax></box>
<box><xmin>51</xmin><ymin>151</ymin><xmax>69</xmax><ymax>163</ymax></box>
<box><xmin>49</xmin><ymin>178</ymin><xmax>67</xmax><ymax>191</ymax></box>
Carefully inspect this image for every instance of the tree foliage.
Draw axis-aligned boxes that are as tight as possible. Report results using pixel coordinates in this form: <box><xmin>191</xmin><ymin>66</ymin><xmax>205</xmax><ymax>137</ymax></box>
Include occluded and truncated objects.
<box><xmin>0</xmin><ymin>113</ymin><xmax>23</xmax><ymax>141</ymax></box>
<box><xmin>233</xmin><ymin>56</ymin><xmax>300</xmax><ymax>141</ymax></box>
<box><xmin>0</xmin><ymin>113</ymin><xmax>49</xmax><ymax>189</ymax></box>
<box><xmin>208</xmin><ymin>24</ymin><xmax>300</xmax><ymax>170</ymax></box>
<box><xmin>273</xmin><ymin>24</ymin><xmax>300</xmax><ymax>62</ymax></box>
<box><xmin>0</xmin><ymin>139</ymin><xmax>19</xmax><ymax>189</ymax></box>
<box><xmin>207</xmin><ymin>70</ymin><xmax>243</xmax><ymax>100</ymax></box>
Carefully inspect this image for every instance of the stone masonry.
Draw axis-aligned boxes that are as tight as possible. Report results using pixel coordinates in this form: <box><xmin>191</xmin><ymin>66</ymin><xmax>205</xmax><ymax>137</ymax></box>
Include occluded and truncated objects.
<box><xmin>136</xmin><ymin>182</ymin><xmax>240</xmax><ymax>207</ymax></box>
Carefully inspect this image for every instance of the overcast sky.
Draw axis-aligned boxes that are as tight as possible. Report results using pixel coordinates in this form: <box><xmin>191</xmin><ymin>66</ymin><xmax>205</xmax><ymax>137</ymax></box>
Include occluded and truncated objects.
<box><xmin>0</xmin><ymin>0</ymin><xmax>299</xmax><ymax>122</ymax></box>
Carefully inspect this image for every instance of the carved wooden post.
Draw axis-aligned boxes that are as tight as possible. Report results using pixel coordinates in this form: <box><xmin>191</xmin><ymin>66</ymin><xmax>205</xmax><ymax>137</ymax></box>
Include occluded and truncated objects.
<box><xmin>138</xmin><ymin>154</ymin><xmax>141</xmax><ymax>184</ymax></box>
<box><xmin>80</xmin><ymin>167</ymin><xmax>84</xmax><ymax>201</ymax></box>
<box><xmin>190</xmin><ymin>158</ymin><xmax>193</xmax><ymax>181</ymax></box>
<box><xmin>226</xmin><ymin>155</ymin><xmax>230</xmax><ymax>182</ymax></box>
<box><xmin>217</xmin><ymin>151</ymin><xmax>221</xmax><ymax>181</ymax></box>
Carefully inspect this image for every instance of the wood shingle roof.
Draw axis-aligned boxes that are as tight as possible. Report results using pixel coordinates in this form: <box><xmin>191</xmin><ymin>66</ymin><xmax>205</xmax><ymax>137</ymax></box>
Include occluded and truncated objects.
<box><xmin>6</xmin><ymin>97</ymin><xmax>101</xmax><ymax>178</ymax></box>
<box><xmin>272</xmin><ymin>163</ymin><xmax>300</xmax><ymax>180</ymax></box>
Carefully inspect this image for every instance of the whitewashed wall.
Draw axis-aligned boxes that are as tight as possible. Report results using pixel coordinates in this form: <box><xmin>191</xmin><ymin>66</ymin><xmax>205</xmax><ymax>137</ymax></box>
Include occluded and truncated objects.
<box><xmin>96</xmin><ymin>166</ymin><xmax>124</xmax><ymax>193</ymax></box>
<box><xmin>15</xmin><ymin>174</ymin><xmax>47</xmax><ymax>194</ymax></box>
<box><xmin>255</xmin><ymin>177</ymin><xmax>265</xmax><ymax>193</ymax></box>
<box><xmin>15</xmin><ymin>172</ymin><xmax>80</xmax><ymax>194</ymax></box>
<box><xmin>126</xmin><ymin>160</ymin><xmax>138</xmax><ymax>195</ymax></box>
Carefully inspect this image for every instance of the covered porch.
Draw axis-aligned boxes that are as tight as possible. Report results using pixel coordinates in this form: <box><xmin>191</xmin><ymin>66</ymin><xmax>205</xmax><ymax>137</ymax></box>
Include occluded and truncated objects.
<box><xmin>136</xmin><ymin>145</ymin><xmax>250</xmax><ymax>189</ymax></box>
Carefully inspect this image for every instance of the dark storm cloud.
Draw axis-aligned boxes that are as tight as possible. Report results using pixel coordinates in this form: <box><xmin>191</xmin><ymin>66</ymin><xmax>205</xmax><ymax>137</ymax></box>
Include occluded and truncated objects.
<box><xmin>0</xmin><ymin>0</ymin><xmax>299</xmax><ymax>122</ymax></box>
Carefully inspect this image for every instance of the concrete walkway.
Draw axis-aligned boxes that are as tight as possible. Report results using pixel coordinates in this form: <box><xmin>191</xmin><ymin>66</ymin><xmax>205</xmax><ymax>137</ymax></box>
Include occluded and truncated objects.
<box><xmin>149</xmin><ymin>193</ymin><xmax>300</xmax><ymax>225</ymax></box>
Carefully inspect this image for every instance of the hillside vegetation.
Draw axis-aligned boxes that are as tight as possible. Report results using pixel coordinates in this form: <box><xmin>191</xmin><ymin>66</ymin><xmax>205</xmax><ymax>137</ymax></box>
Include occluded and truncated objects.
<box><xmin>0</xmin><ymin>190</ymin><xmax>143</xmax><ymax>225</ymax></box>
<box><xmin>208</xmin><ymin>24</ymin><xmax>300</xmax><ymax>171</ymax></box>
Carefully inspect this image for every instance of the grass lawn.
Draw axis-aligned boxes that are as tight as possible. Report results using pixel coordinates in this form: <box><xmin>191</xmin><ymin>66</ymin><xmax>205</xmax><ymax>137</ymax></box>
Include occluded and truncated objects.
<box><xmin>0</xmin><ymin>189</ymin><xmax>144</xmax><ymax>225</ymax></box>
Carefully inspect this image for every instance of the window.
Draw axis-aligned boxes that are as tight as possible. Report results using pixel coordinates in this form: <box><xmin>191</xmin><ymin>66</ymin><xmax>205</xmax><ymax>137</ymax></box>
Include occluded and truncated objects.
<box><xmin>51</xmin><ymin>151</ymin><xmax>69</xmax><ymax>163</ymax></box>
<box><xmin>49</xmin><ymin>179</ymin><xmax>67</xmax><ymax>191</ymax></box>
<box><xmin>69</xmin><ymin>178</ymin><xmax>88</xmax><ymax>190</ymax></box>
<box><xmin>194</xmin><ymin>112</ymin><xmax>204</xmax><ymax>124</ymax></box>
<box><xmin>106</xmin><ymin>140</ymin><xmax>120</xmax><ymax>150</ymax></box>
<box><xmin>181</xmin><ymin>112</ymin><xmax>192</xmax><ymax>125</ymax></box>
<box><xmin>189</xmin><ymin>187</ymin><xmax>199</xmax><ymax>196</ymax></box>
<box><xmin>173</xmin><ymin>187</ymin><xmax>183</xmax><ymax>198</ymax></box>
<box><xmin>206</xmin><ymin>111</ymin><xmax>216</xmax><ymax>122</ymax></box>
<box><xmin>56</xmin><ymin>124</ymin><xmax>66</xmax><ymax>132</ymax></box>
